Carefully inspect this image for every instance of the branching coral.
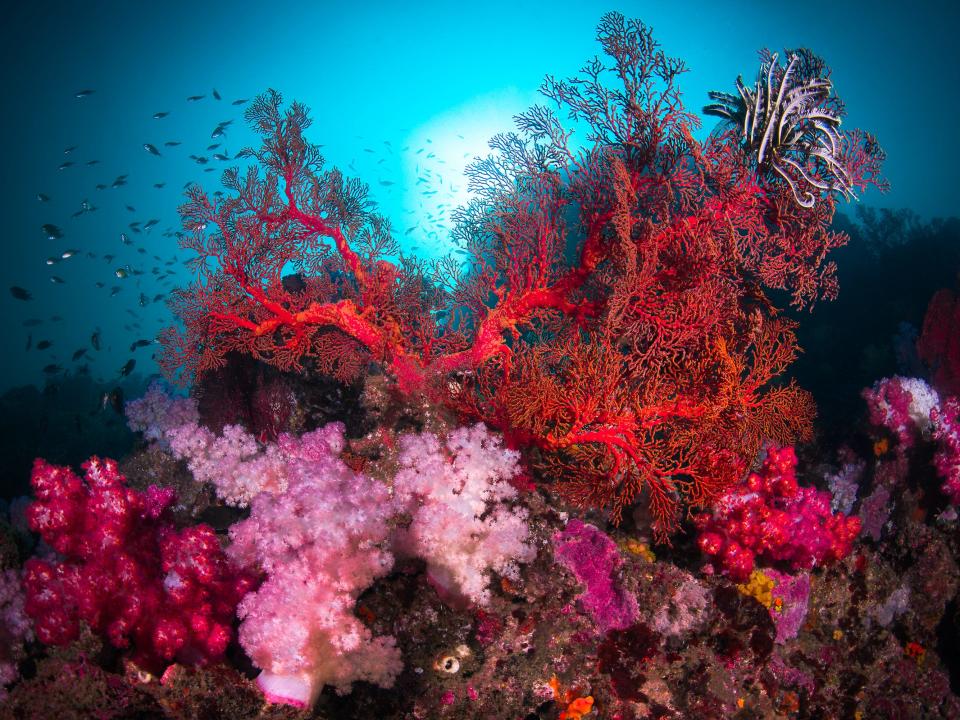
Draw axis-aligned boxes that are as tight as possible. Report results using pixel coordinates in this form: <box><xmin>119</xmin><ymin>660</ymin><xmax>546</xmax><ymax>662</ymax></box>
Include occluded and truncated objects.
<box><xmin>157</xmin><ymin>12</ymin><xmax>883</xmax><ymax>540</ymax></box>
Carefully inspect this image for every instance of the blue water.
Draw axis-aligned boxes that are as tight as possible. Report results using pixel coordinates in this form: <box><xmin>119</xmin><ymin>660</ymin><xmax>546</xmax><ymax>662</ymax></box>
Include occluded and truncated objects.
<box><xmin>0</xmin><ymin>0</ymin><xmax>956</xmax><ymax>392</ymax></box>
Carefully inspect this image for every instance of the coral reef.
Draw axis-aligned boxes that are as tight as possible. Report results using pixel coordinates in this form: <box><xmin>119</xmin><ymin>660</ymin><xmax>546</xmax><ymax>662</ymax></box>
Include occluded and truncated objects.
<box><xmin>13</xmin><ymin>11</ymin><xmax>960</xmax><ymax>720</ymax></box>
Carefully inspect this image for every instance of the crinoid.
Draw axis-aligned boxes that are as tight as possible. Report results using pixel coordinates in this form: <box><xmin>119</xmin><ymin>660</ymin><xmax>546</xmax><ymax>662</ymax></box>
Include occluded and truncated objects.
<box><xmin>705</xmin><ymin>49</ymin><xmax>857</xmax><ymax>208</ymax></box>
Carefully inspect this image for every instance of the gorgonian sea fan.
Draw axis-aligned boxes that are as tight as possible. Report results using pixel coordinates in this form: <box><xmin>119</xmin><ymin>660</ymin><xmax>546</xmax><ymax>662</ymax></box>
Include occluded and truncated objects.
<box><xmin>704</xmin><ymin>49</ymin><xmax>887</xmax><ymax>207</ymax></box>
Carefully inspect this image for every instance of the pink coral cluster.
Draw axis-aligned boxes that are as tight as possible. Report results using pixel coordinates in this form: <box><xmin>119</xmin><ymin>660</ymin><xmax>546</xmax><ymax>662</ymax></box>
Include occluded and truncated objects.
<box><xmin>127</xmin><ymin>387</ymin><xmax>535</xmax><ymax>708</ymax></box>
<box><xmin>861</xmin><ymin>376</ymin><xmax>960</xmax><ymax>507</ymax></box>
<box><xmin>224</xmin><ymin>423</ymin><xmax>402</xmax><ymax>708</ymax></box>
<box><xmin>862</xmin><ymin>376</ymin><xmax>940</xmax><ymax>449</ymax></box>
<box><xmin>694</xmin><ymin>446</ymin><xmax>861</xmax><ymax>582</ymax></box>
<box><xmin>22</xmin><ymin>457</ymin><xmax>255</xmax><ymax>672</ymax></box>
<box><xmin>932</xmin><ymin>397</ymin><xmax>960</xmax><ymax>505</ymax></box>
<box><xmin>392</xmin><ymin>426</ymin><xmax>535</xmax><ymax>608</ymax></box>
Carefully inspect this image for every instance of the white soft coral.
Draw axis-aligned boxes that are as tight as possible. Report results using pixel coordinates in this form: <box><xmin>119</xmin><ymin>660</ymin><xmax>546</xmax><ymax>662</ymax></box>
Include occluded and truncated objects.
<box><xmin>227</xmin><ymin>423</ymin><xmax>401</xmax><ymax>708</ymax></box>
<box><xmin>393</xmin><ymin>424</ymin><xmax>536</xmax><ymax>606</ymax></box>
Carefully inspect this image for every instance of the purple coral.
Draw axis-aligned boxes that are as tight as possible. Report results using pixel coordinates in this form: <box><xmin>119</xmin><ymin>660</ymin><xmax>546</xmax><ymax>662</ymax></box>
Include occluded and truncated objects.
<box><xmin>766</xmin><ymin>569</ymin><xmax>810</xmax><ymax>643</ymax></box>
<box><xmin>0</xmin><ymin>569</ymin><xmax>32</xmax><ymax>699</ymax></box>
<box><xmin>125</xmin><ymin>381</ymin><xmax>200</xmax><ymax>448</ymax></box>
<box><xmin>552</xmin><ymin>519</ymin><xmax>638</xmax><ymax>634</ymax></box>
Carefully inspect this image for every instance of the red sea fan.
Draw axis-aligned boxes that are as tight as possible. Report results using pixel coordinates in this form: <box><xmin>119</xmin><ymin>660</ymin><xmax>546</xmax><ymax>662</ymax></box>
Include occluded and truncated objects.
<box><xmin>159</xmin><ymin>12</ymin><xmax>883</xmax><ymax>540</ymax></box>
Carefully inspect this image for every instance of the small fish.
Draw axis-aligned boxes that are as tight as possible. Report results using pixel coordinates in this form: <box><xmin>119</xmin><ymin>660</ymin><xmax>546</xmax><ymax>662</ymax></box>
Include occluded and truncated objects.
<box><xmin>187</xmin><ymin>94</ymin><xmax>205</xmax><ymax>101</ymax></box>
<box><xmin>86</xmin><ymin>159</ymin><xmax>99</xmax><ymax>166</ymax></box>
<box><xmin>37</xmin><ymin>193</ymin><xmax>50</xmax><ymax>202</ymax></box>
<box><xmin>61</xmin><ymin>249</ymin><xmax>79</xmax><ymax>259</ymax></box>
<box><xmin>101</xmin><ymin>387</ymin><xmax>124</xmax><ymax>413</ymax></box>
<box><xmin>153</xmin><ymin>182</ymin><xmax>166</xmax><ymax>189</ymax></box>
<box><xmin>72</xmin><ymin>348</ymin><xmax>87</xmax><ymax>361</ymax></box>
<box><xmin>74</xmin><ymin>89</ymin><xmax>94</xmax><ymax>99</ymax></box>
<box><xmin>114</xmin><ymin>267</ymin><xmax>129</xmax><ymax>279</ymax></box>
<box><xmin>138</xmin><ymin>293</ymin><xmax>149</xmax><ymax>307</ymax></box>
<box><xmin>130</xmin><ymin>338</ymin><xmax>151</xmax><ymax>351</ymax></box>
<box><xmin>164</xmin><ymin>140</ymin><xmax>182</xmax><ymax>147</ymax></box>
<box><xmin>49</xmin><ymin>276</ymin><xmax>65</xmax><ymax>284</ymax></box>
<box><xmin>152</xmin><ymin>111</ymin><xmax>170</xmax><ymax>119</ymax></box>
<box><xmin>119</xmin><ymin>359</ymin><xmax>136</xmax><ymax>376</ymax></box>
<box><xmin>58</xmin><ymin>161</ymin><xmax>74</xmax><ymax>170</ymax></box>
<box><xmin>110</xmin><ymin>286</ymin><xmax>122</xmax><ymax>296</ymax></box>
<box><xmin>144</xmin><ymin>143</ymin><xmax>161</xmax><ymax>156</ymax></box>
<box><xmin>45</xmin><ymin>257</ymin><xmax>59</xmax><ymax>266</ymax></box>
<box><xmin>91</xmin><ymin>328</ymin><xmax>101</xmax><ymax>350</ymax></box>
<box><xmin>231</xmin><ymin>98</ymin><xmax>248</xmax><ymax>105</ymax></box>
<box><xmin>144</xmin><ymin>218</ymin><xmax>159</xmax><ymax>229</ymax></box>
<box><xmin>36</xmin><ymin>340</ymin><xmax>52</xmax><ymax>350</ymax></box>
<box><xmin>212</xmin><ymin>153</ymin><xmax>229</xmax><ymax>161</ymax></box>
<box><xmin>380</xmin><ymin>180</ymin><xmax>395</xmax><ymax>186</ymax></box>
<box><xmin>210</xmin><ymin>127</ymin><xmax>225</xmax><ymax>139</ymax></box>
<box><xmin>207</xmin><ymin>143</ymin><xmax>221</xmax><ymax>150</ymax></box>
<box><xmin>43</xmin><ymin>364</ymin><xmax>63</xmax><ymax>374</ymax></box>
<box><xmin>10</xmin><ymin>286</ymin><xmax>31</xmax><ymax>300</ymax></box>
<box><xmin>95</xmin><ymin>183</ymin><xmax>107</xmax><ymax>190</ymax></box>
<box><xmin>212</xmin><ymin>88</ymin><xmax>221</xmax><ymax>100</ymax></box>
<box><xmin>64</xmin><ymin>145</ymin><xmax>78</xmax><ymax>154</ymax></box>
<box><xmin>120</xmin><ymin>232</ymin><xmax>131</xmax><ymax>245</ymax></box>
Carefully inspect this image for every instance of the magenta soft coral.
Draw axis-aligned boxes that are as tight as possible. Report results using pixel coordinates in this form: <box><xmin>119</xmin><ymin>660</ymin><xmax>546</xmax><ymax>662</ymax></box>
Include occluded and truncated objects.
<box><xmin>694</xmin><ymin>446</ymin><xmax>861</xmax><ymax>582</ymax></box>
<box><xmin>932</xmin><ymin>397</ymin><xmax>960</xmax><ymax>505</ymax></box>
<box><xmin>23</xmin><ymin>456</ymin><xmax>255</xmax><ymax>672</ymax></box>
<box><xmin>552</xmin><ymin>519</ymin><xmax>638</xmax><ymax>634</ymax></box>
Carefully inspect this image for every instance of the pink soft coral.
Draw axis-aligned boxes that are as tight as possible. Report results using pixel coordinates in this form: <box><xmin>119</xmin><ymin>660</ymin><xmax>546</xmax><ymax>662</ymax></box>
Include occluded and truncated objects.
<box><xmin>225</xmin><ymin>423</ymin><xmax>401</xmax><ymax>708</ymax></box>
<box><xmin>932</xmin><ymin>397</ymin><xmax>960</xmax><ymax>505</ymax></box>
<box><xmin>127</xmin><ymin>387</ymin><xmax>537</xmax><ymax>708</ymax></box>
<box><xmin>22</xmin><ymin>456</ymin><xmax>254</xmax><ymax>672</ymax></box>
<box><xmin>392</xmin><ymin>425</ymin><xmax>535</xmax><ymax>607</ymax></box>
